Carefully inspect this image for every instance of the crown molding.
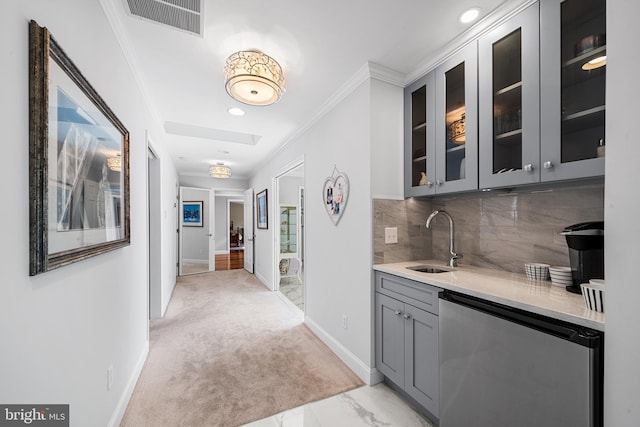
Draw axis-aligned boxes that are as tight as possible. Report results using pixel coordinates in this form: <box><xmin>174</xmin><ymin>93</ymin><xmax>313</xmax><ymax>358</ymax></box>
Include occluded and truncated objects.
<box><xmin>405</xmin><ymin>0</ymin><xmax>537</xmax><ymax>85</ymax></box>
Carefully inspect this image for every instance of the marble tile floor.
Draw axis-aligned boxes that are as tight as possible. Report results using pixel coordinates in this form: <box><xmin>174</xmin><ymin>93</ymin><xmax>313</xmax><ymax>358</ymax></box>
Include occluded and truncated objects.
<box><xmin>279</xmin><ymin>279</ymin><xmax>304</xmax><ymax>312</ymax></box>
<box><xmin>242</xmin><ymin>383</ymin><xmax>434</xmax><ymax>427</ymax></box>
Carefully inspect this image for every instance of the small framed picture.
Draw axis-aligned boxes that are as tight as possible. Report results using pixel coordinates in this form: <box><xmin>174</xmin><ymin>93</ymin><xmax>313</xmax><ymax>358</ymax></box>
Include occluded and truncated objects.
<box><xmin>183</xmin><ymin>201</ymin><xmax>203</xmax><ymax>227</ymax></box>
<box><xmin>256</xmin><ymin>189</ymin><xmax>268</xmax><ymax>229</ymax></box>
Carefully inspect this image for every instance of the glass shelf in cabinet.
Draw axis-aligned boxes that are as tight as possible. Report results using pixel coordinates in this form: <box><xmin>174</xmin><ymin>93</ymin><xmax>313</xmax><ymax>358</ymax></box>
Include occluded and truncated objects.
<box><xmin>495</xmin><ymin>128</ymin><xmax>523</xmax><ymax>142</ymax></box>
<box><xmin>413</xmin><ymin>122</ymin><xmax>427</xmax><ymax>131</ymax></box>
<box><xmin>495</xmin><ymin>81</ymin><xmax>522</xmax><ymax>96</ymax></box>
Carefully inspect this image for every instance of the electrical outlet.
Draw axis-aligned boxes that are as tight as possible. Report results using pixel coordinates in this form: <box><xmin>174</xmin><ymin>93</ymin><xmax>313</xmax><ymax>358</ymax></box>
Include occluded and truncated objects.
<box><xmin>342</xmin><ymin>314</ymin><xmax>348</xmax><ymax>330</ymax></box>
<box><xmin>107</xmin><ymin>365</ymin><xmax>113</xmax><ymax>391</ymax></box>
<box><xmin>385</xmin><ymin>227</ymin><xmax>398</xmax><ymax>244</ymax></box>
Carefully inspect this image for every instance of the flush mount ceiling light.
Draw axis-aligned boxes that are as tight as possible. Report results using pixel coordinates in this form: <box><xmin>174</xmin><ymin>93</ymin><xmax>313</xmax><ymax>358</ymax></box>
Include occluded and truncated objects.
<box><xmin>107</xmin><ymin>155</ymin><xmax>121</xmax><ymax>172</ymax></box>
<box><xmin>224</xmin><ymin>50</ymin><xmax>285</xmax><ymax>106</ymax></box>
<box><xmin>582</xmin><ymin>55</ymin><xmax>607</xmax><ymax>70</ymax></box>
<box><xmin>209</xmin><ymin>163</ymin><xmax>232</xmax><ymax>179</ymax></box>
<box><xmin>460</xmin><ymin>7</ymin><xmax>481</xmax><ymax>24</ymax></box>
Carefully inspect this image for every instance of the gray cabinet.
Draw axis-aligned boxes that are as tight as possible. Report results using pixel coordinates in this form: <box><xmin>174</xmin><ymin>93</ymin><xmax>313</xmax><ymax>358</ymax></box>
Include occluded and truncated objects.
<box><xmin>479</xmin><ymin>2</ymin><xmax>540</xmax><ymax>188</ymax></box>
<box><xmin>404</xmin><ymin>43</ymin><xmax>477</xmax><ymax>197</ymax></box>
<box><xmin>540</xmin><ymin>0</ymin><xmax>606</xmax><ymax>181</ymax></box>
<box><xmin>433</xmin><ymin>43</ymin><xmax>478</xmax><ymax>194</ymax></box>
<box><xmin>404</xmin><ymin>73</ymin><xmax>436</xmax><ymax>197</ymax></box>
<box><xmin>375</xmin><ymin>272</ymin><xmax>440</xmax><ymax>418</ymax></box>
<box><xmin>406</xmin><ymin>0</ymin><xmax>605</xmax><ymax>195</ymax></box>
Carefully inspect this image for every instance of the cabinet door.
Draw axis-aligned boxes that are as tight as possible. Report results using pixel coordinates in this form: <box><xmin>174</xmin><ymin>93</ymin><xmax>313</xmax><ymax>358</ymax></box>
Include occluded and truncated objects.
<box><xmin>479</xmin><ymin>2</ymin><xmax>540</xmax><ymax>188</ymax></box>
<box><xmin>375</xmin><ymin>293</ymin><xmax>405</xmax><ymax>387</ymax></box>
<box><xmin>435</xmin><ymin>42</ymin><xmax>478</xmax><ymax>194</ymax></box>
<box><xmin>540</xmin><ymin>0</ymin><xmax>606</xmax><ymax>181</ymax></box>
<box><xmin>404</xmin><ymin>73</ymin><xmax>436</xmax><ymax>197</ymax></box>
<box><xmin>404</xmin><ymin>304</ymin><xmax>439</xmax><ymax>418</ymax></box>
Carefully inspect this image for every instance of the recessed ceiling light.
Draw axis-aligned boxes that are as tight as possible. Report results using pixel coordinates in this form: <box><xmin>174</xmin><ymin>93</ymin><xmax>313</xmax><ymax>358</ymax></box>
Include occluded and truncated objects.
<box><xmin>228</xmin><ymin>107</ymin><xmax>245</xmax><ymax>116</ymax></box>
<box><xmin>460</xmin><ymin>7</ymin><xmax>481</xmax><ymax>24</ymax></box>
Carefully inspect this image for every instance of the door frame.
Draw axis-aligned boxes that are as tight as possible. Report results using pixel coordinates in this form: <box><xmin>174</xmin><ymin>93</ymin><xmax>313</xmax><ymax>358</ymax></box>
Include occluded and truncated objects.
<box><xmin>147</xmin><ymin>135</ymin><xmax>162</xmax><ymax>321</ymax></box>
<box><xmin>179</xmin><ymin>186</ymin><xmax>215</xmax><ymax>275</ymax></box>
<box><xmin>226</xmin><ymin>198</ymin><xmax>244</xmax><ymax>253</ymax></box>
<box><xmin>271</xmin><ymin>156</ymin><xmax>305</xmax><ymax>292</ymax></box>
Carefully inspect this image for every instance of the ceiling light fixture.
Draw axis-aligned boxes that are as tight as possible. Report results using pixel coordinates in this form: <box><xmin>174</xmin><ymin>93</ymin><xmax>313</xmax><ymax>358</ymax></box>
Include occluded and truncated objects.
<box><xmin>209</xmin><ymin>162</ymin><xmax>232</xmax><ymax>179</ymax></box>
<box><xmin>582</xmin><ymin>55</ymin><xmax>607</xmax><ymax>71</ymax></box>
<box><xmin>107</xmin><ymin>155</ymin><xmax>121</xmax><ymax>172</ymax></box>
<box><xmin>460</xmin><ymin>7</ymin><xmax>481</xmax><ymax>24</ymax></box>
<box><xmin>224</xmin><ymin>50</ymin><xmax>285</xmax><ymax>106</ymax></box>
<box><xmin>228</xmin><ymin>107</ymin><xmax>245</xmax><ymax>116</ymax></box>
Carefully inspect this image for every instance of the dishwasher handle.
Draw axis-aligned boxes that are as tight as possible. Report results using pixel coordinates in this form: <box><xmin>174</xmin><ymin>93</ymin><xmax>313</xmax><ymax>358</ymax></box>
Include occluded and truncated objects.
<box><xmin>439</xmin><ymin>291</ymin><xmax>602</xmax><ymax>348</ymax></box>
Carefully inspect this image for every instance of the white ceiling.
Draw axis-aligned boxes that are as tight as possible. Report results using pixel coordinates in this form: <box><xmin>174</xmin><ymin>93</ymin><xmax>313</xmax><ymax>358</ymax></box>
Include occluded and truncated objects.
<box><xmin>104</xmin><ymin>0</ymin><xmax>526</xmax><ymax>181</ymax></box>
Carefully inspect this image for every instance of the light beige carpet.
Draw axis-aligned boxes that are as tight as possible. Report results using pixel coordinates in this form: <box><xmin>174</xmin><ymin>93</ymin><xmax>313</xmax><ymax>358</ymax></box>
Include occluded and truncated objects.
<box><xmin>120</xmin><ymin>269</ymin><xmax>363</xmax><ymax>427</ymax></box>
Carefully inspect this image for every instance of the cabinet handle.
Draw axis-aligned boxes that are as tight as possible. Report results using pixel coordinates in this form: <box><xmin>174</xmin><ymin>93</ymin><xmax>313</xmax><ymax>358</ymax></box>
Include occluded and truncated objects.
<box><xmin>543</xmin><ymin>161</ymin><xmax>553</xmax><ymax>169</ymax></box>
<box><xmin>436</xmin><ymin>180</ymin><xmax>443</xmax><ymax>186</ymax></box>
<box><xmin>426</xmin><ymin>181</ymin><xmax>433</xmax><ymax>188</ymax></box>
<box><xmin>395</xmin><ymin>310</ymin><xmax>402</xmax><ymax>316</ymax></box>
<box><xmin>403</xmin><ymin>314</ymin><xmax>411</xmax><ymax>320</ymax></box>
<box><xmin>523</xmin><ymin>164</ymin><xmax>534</xmax><ymax>172</ymax></box>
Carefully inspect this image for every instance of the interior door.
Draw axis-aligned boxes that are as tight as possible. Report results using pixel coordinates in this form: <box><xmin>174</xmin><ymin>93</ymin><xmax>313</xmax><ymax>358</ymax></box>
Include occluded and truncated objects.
<box><xmin>243</xmin><ymin>188</ymin><xmax>254</xmax><ymax>273</ymax></box>
<box><xmin>209</xmin><ymin>190</ymin><xmax>215</xmax><ymax>271</ymax></box>
<box><xmin>179</xmin><ymin>187</ymin><xmax>213</xmax><ymax>275</ymax></box>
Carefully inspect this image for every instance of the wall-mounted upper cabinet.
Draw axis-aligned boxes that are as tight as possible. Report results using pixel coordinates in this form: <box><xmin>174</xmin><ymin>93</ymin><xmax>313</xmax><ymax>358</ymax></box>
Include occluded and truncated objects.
<box><xmin>404</xmin><ymin>73</ymin><xmax>436</xmax><ymax>197</ymax></box>
<box><xmin>434</xmin><ymin>43</ymin><xmax>479</xmax><ymax>194</ymax></box>
<box><xmin>479</xmin><ymin>2</ymin><xmax>540</xmax><ymax>188</ymax></box>
<box><xmin>404</xmin><ymin>43</ymin><xmax>478</xmax><ymax>197</ymax></box>
<box><xmin>404</xmin><ymin>0</ymin><xmax>605</xmax><ymax>197</ymax></box>
<box><xmin>540</xmin><ymin>0</ymin><xmax>606</xmax><ymax>181</ymax></box>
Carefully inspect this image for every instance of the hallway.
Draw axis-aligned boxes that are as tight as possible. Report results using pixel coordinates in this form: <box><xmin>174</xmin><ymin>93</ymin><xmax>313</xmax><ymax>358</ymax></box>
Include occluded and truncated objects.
<box><xmin>121</xmin><ymin>270</ymin><xmax>363</xmax><ymax>426</ymax></box>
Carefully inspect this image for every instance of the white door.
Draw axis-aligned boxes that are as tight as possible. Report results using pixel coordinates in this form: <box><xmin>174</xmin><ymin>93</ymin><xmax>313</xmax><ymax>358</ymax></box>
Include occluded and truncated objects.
<box><xmin>209</xmin><ymin>190</ymin><xmax>215</xmax><ymax>271</ymax></box>
<box><xmin>243</xmin><ymin>188</ymin><xmax>254</xmax><ymax>273</ymax></box>
<box><xmin>179</xmin><ymin>187</ymin><xmax>214</xmax><ymax>275</ymax></box>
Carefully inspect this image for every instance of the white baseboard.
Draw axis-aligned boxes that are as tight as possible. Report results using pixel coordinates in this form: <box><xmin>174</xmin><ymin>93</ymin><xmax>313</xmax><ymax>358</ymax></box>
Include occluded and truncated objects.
<box><xmin>215</xmin><ymin>250</ymin><xmax>229</xmax><ymax>255</ymax></box>
<box><xmin>183</xmin><ymin>258</ymin><xmax>207</xmax><ymax>264</ymax></box>
<box><xmin>255</xmin><ymin>271</ymin><xmax>273</xmax><ymax>291</ymax></box>
<box><xmin>107</xmin><ymin>341</ymin><xmax>149</xmax><ymax>427</ymax></box>
<box><xmin>304</xmin><ymin>317</ymin><xmax>383</xmax><ymax>385</ymax></box>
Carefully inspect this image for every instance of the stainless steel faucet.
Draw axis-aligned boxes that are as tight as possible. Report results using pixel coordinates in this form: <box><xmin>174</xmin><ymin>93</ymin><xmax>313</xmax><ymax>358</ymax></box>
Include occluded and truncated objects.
<box><xmin>426</xmin><ymin>210</ymin><xmax>462</xmax><ymax>267</ymax></box>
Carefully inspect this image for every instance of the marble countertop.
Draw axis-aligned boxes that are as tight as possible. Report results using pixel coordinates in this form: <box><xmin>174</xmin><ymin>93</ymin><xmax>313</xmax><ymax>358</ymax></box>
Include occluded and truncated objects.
<box><xmin>373</xmin><ymin>260</ymin><xmax>605</xmax><ymax>331</ymax></box>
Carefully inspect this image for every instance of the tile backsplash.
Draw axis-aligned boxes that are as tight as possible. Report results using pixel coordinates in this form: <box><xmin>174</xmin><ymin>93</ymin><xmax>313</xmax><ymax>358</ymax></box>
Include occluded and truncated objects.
<box><xmin>373</xmin><ymin>198</ymin><xmax>432</xmax><ymax>264</ymax></box>
<box><xmin>373</xmin><ymin>182</ymin><xmax>604</xmax><ymax>274</ymax></box>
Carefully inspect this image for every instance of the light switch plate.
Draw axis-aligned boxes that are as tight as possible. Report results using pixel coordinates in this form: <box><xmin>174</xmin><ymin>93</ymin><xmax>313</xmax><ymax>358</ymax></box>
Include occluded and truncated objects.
<box><xmin>385</xmin><ymin>227</ymin><xmax>398</xmax><ymax>244</ymax></box>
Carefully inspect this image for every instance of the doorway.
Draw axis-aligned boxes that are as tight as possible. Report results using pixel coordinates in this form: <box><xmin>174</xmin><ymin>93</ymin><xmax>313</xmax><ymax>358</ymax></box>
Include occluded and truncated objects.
<box><xmin>274</xmin><ymin>160</ymin><xmax>305</xmax><ymax>312</ymax></box>
<box><xmin>179</xmin><ymin>187</ymin><xmax>215</xmax><ymax>275</ymax></box>
<box><xmin>214</xmin><ymin>198</ymin><xmax>245</xmax><ymax>270</ymax></box>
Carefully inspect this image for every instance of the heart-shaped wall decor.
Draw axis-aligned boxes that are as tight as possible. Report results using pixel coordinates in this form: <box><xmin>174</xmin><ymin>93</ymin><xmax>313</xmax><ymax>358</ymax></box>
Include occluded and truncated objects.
<box><xmin>322</xmin><ymin>167</ymin><xmax>349</xmax><ymax>225</ymax></box>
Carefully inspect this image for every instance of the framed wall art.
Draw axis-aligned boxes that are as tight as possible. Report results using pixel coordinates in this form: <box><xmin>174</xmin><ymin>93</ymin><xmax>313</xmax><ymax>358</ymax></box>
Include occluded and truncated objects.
<box><xmin>323</xmin><ymin>166</ymin><xmax>349</xmax><ymax>225</ymax></box>
<box><xmin>256</xmin><ymin>189</ymin><xmax>268</xmax><ymax>229</ymax></box>
<box><xmin>29</xmin><ymin>20</ymin><xmax>130</xmax><ymax>275</ymax></box>
<box><xmin>182</xmin><ymin>201</ymin><xmax>203</xmax><ymax>227</ymax></box>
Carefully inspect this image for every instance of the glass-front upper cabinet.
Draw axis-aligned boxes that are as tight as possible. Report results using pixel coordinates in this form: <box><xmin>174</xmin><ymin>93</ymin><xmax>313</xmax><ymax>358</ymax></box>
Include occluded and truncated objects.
<box><xmin>404</xmin><ymin>73</ymin><xmax>435</xmax><ymax>197</ymax></box>
<box><xmin>434</xmin><ymin>42</ymin><xmax>478</xmax><ymax>194</ymax></box>
<box><xmin>479</xmin><ymin>3</ymin><xmax>540</xmax><ymax>188</ymax></box>
<box><xmin>540</xmin><ymin>0</ymin><xmax>606</xmax><ymax>181</ymax></box>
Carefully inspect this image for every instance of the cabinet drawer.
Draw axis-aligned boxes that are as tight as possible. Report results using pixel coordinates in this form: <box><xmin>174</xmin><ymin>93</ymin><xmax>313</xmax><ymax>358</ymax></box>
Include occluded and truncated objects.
<box><xmin>375</xmin><ymin>272</ymin><xmax>441</xmax><ymax>315</ymax></box>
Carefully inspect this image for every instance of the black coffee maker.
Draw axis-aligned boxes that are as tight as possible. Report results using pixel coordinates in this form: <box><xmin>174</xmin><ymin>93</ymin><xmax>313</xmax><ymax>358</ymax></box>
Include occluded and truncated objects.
<box><xmin>562</xmin><ymin>221</ymin><xmax>604</xmax><ymax>294</ymax></box>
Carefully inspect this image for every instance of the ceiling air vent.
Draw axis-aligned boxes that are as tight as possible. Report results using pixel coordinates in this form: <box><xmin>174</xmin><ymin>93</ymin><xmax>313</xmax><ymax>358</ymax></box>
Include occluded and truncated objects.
<box><xmin>123</xmin><ymin>0</ymin><xmax>203</xmax><ymax>36</ymax></box>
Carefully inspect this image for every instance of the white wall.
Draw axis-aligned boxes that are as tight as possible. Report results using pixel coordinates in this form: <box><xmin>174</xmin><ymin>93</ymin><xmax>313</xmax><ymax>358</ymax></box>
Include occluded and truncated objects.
<box><xmin>179</xmin><ymin>175</ymin><xmax>248</xmax><ymax>191</ymax></box>
<box><xmin>0</xmin><ymin>1</ymin><xmax>178</xmax><ymax>426</ymax></box>
<box><xmin>604</xmin><ymin>0</ymin><xmax>640</xmax><ymax>424</ymax></box>
<box><xmin>249</xmin><ymin>74</ymin><xmax>403</xmax><ymax>382</ymax></box>
<box><xmin>370</xmin><ymin>78</ymin><xmax>404</xmax><ymax>200</ymax></box>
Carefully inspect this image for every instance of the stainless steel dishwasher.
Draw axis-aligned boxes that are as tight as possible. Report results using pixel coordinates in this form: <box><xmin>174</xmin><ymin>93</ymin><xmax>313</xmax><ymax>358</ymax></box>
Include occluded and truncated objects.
<box><xmin>439</xmin><ymin>291</ymin><xmax>603</xmax><ymax>427</ymax></box>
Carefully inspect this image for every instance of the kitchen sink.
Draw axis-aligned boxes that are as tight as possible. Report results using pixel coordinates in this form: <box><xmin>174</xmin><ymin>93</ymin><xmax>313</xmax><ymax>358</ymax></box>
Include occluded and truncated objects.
<box><xmin>406</xmin><ymin>265</ymin><xmax>453</xmax><ymax>274</ymax></box>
